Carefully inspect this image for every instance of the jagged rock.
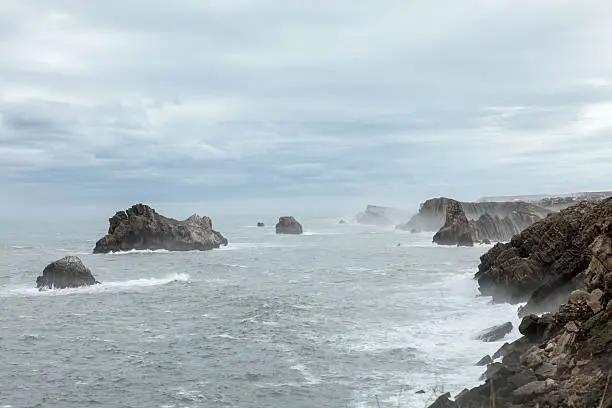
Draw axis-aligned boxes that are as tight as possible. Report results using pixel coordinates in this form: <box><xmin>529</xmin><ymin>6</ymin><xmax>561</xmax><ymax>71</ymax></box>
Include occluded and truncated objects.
<box><xmin>415</xmin><ymin>390</ymin><xmax>426</xmax><ymax>394</ymax></box>
<box><xmin>535</xmin><ymin>362</ymin><xmax>558</xmax><ymax>380</ymax></box>
<box><xmin>475</xmin><ymin>322</ymin><xmax>513</xmax><ymax>342</ymax></box>
<box><xmin>275</xmin><ymin>216</ymin><xmax>303</xmax><ymax>235</ymax></box>
<box><xmin>475</xmin><ymin>355</ymin><xmax>493</xmax><ymax>366</ymax></box>
<box><xmin>479</xmin><ymin>362</ymin><xmax>512</xmax><ymax>381</ymax></box>
<box><xmin>36</xmin><ymin>256</ymin><xmax>99</xmax><ymax>289</ymax></box>
<box><xmin>476</xmin><ymin>198</ymin><xmax>612</xmax><ymax>308</ymax></box>
<box><xmin>93</xmin><ymin>204</ymin><xmax>228</xmax><ymax>253</ymax></box>
<box><xmin>427</xmin><ymin>393</ymin><xmax>455</xmax><ymax>408</ymax></box>
<box><xmin>492</xmin><ymin>342</ymin><xmax>512</xmax><ymax>359</ymax></box>
<box><xmin>518</xmin><ymin>314</ymin><xmax>556</xmax><ymax>341</ymax></box>
<box><xmin>433</xmin><ymin>200</ymin><xmax>474</xmax><ymax>246</ymax></box>
<box><xmin>257</xmin><ymin>222</ymin><xmax>265</xmax><ymax>227</ymax></box>
<box><xmin>398</xmin><ymin>197</ymin><xmax>549</xmax><ymax>232</ymax></box>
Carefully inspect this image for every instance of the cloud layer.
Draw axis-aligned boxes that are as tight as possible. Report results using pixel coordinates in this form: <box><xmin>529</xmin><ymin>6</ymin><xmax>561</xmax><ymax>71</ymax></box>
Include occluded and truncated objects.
<box><xmin>1</xmin><ymin>0</ymin><xmax>612</xmax><ymax>213</ymax></box>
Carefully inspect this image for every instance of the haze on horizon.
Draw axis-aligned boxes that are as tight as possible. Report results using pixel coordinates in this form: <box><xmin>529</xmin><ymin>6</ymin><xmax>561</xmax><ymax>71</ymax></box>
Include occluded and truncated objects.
<box><xmin>1</xmin><ymin>1</ymin><xmax>611</xmax><ymax>217</ymax></box>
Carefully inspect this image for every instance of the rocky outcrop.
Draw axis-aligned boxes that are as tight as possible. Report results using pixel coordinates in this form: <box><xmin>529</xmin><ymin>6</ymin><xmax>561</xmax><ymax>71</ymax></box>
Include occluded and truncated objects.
<box><xmin>275</xmin><ymin>216</ymin><xmax>303</xmax><ymax>235</ymax></box>
<box><xmin>475</xmin><ymin>322</ymin><xmax>513</xmax><ymax>342</ymax></box>
<box><xmin>257</xmin><ymin>222</ymin><xmax>265</xmax><ymax>227</ymax></box>
<box><xmin>428</xmin><ymin>226</ymin><xmax>612</xmax><ymax>408</ymax></box>
<box><xmin>476</xmin><ymin>198</ymin><xmax>612</xmax><ymax>311</ymax></box>
<box><xmin>36</xmin><ymin>256</ymin><xmax>99</xmax><ymax>289</ymax></box>
<box><xmin>93</xmin><ymin>204</ymin><xmax>228</xmax><ymax>253</ymax></box>
<box><xmin>397</xmin><ymin>197</ymin><xmax>549</xmax><ymax>233</ymax></box>
<box><xmin>354</xmin><ymin>205</ymin><xmax>411</xmax><ymax>226</ymax></box>
<box><xmin>432</xmin><ymin>200</ymin><xmax>474</xmax><ymax>246</ymax></box>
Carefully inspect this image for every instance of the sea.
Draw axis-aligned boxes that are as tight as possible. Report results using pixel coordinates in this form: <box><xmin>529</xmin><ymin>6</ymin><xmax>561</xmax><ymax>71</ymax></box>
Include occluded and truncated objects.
<box><xmin>0</xmin><ymin>214</ymin><xmax>522</xmax><ymax>408</ymax></box>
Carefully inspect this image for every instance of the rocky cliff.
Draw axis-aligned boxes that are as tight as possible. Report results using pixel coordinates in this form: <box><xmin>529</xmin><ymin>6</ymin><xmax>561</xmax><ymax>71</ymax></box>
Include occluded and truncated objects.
<box><xmin>428</xmin><ymin>216</ymin><xmax>612</xmax><ymax>408</ymax></box>
<box><xmin>397</xmin><ymin>197</ymin><xmax>550</xmax><ymax>235</ymax></box>
<box><xmin>475</xmin><ymin>198</ymin><xmax>612</xmax><ymax>314</ymax></box>
<box><xmin>93</xmin><ymin>203</ymin><xmax>228</xmax><ymax>253</ymax></box>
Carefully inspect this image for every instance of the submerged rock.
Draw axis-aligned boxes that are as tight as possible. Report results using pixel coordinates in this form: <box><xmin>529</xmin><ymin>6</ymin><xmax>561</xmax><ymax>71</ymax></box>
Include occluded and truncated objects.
<box><xmin>275</xmin><ymin>216</ymin><xmax>303</xmax><ymax>235</ymax></box>
<box><xmin>475</xmin><ymin>322</ymin><xmax>513</xmax><ymax>342</ymax></box>
<box><xmin>257</xmin><ymin>222</ymin><xmax>265</xmax><ymax>227</ymax></box>
<box><xmin>93</xmin><ymin>203</ymin><xmax>228</xmax><ymax>253</ymax></box>
<box><xmin>338</xmin><ymin>219</ymin><xmax>347</xmax><ymax>225</ymax></box>
<box><xmin>36</xmin><ymin>256</ymin><xmax>99</xmax><ymax>289</ymax></box>
<box><xmin>433</xmin><ymin>199</ymin><xmax>473</xmax><ymax>246</ymax></box>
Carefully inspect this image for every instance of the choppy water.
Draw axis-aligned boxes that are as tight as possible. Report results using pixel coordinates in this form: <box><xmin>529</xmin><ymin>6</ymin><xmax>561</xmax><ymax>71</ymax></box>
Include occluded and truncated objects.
<box><xmin>0</xmin><ymin>216</ymin><xmax>521</xmax><ymax>407</ymax></box>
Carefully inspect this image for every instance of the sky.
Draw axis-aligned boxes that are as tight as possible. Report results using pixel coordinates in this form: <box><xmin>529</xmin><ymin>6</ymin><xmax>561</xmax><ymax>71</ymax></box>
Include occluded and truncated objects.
<box><xmin>1</xmin><ymin>0</ymin><xmax>612</xmax><ymax>216</ymax></box>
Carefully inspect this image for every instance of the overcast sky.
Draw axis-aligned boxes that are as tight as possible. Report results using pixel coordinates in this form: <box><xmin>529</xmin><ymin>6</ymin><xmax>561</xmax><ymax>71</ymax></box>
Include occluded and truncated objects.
<box><xmin>1</xmin><ymin>0</ymin><xmax>611</xmax><ymax>216</ymax></box>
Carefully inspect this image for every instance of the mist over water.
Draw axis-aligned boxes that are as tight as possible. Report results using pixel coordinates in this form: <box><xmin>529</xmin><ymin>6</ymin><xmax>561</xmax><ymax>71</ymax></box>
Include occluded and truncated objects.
<box><xmin>0</xmin><ymin>215</ymin><xmax>521</xmax><ymax>407</ymax></box>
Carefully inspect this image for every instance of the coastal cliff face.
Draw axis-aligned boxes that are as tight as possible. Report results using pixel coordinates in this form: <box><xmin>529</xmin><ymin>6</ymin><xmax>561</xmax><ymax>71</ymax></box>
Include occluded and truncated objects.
<box><xmin>428</xmin><ymin>198</ymin><xmax>612</xmax><ymax>408</ymax></box>
<box><xmin>398</xmin><ymin>197</ymin><xmax>550</xmax><ymax>239</ymax></box>
<box><xmin>476</xmin><ymin>198</ymin><xmax>612</xmax><ymax>312</ymax></box>
<box><xmin>93</xmin><ymin>204</ymin><xmax>228</xmax><ymax>253</ymax></box>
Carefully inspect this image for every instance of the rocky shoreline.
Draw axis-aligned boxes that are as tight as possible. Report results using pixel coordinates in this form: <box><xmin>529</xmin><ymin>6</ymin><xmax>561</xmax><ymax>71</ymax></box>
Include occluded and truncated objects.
<box><xmin>427</xmin><ymin>197</ymin><xmax>612</xmax><ymax>408</ymax></box>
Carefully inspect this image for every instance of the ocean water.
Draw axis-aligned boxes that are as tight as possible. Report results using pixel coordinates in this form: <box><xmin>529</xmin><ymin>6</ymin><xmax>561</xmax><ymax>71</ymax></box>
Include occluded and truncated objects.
<box><xmin>0</xmin><ymin>215</ymin><xmax>522</xmax><ymax>408</ymax></box>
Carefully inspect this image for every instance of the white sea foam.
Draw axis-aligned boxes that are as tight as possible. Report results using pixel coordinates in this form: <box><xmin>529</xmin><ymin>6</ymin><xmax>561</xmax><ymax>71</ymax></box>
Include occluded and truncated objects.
<box><xmin>0</xmin><ymin>273</ymin><xmax>190</xmax><ymax>297</ymax></box>
<box><xmin>290</xmin><ymin>363</ymin><xmax>321</xmax><ymax>385</ymax></box>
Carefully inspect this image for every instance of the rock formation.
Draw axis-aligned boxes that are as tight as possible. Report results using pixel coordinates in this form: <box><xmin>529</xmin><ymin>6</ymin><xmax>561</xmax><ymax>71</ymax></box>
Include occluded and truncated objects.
<box><xmin>354</xmin><ymin>205</ymin><xmax>411</xmax><ymax>226</ymax></box>
<box><xmin>36</xmin><ymin>256</ymin><xmax>99</xmax><ymax>289</ymax></box>
<box><xmin>476</xmin><ymin>198</ymin><xmax>612</xmax><ymax>313</ymax></box>
<box><xmin>427</xmin><ymin>219</ymin><xmax>612</xmax><ymax>408</ymax></box>
<box><xmin>397</xmin><ymin>197</ymin><xmax>549</xmax><ymax>235</ymax></box>
<box><xmin>432</xmin><ymin>200</ymin><xmax>474</xmax><ymax>246</ymax></box>
<box><xmin>257</xmin><ymin>222</ymin><xmax>265</xmax><ymax>227</ymax></box>
<box><xmin>93</xmin><ymin>203</ymin><xmax>228</xmax><ymax>253</ymax></box>
<box><xmin>474</xmin><ymin>322</ymin><xmax>513</xmax><ymax>342</ymax></box>
<box><xmin>275</xmin><ymin>216</ymin><xmax>303</xmax><ymax>235</ymax></box>
<box><xmin>469</xmin><ymin>209</ymin><xmax>544</xmax><ymax>243</ymax></box>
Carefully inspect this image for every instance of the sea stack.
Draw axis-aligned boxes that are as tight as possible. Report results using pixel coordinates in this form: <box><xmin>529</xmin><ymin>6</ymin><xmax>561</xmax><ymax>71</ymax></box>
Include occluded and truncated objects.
<box><xmin>93</xmin><ymin>203</ymin><xmax>228</xmax><ymax>253</ymax></box>
<box><xmin>432</xmin><ymin>199</ymin><xmax>474</xmax><ymax>246</ymax></box>
<box><xmin>36</xmin><ymin>256</ymin><xmax>99</xmax><ymax>290</ymax></box>
<box><xmin>275</xmin><ymin>216</ymin><xmax>303</xmax><ymax>235</ymax></box>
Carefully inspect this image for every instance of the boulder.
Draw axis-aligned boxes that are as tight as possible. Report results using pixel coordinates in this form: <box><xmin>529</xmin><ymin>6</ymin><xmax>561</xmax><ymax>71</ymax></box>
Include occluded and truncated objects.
<box><xmin>475</xmin><ymin>322</ymin><xmax>513</xmax><ymax>342</ymax></box>
<box><xmin>476</xmin><ymin>198</ymin><xmax>612</xmax><ymax>306</ymax></box>
<box><xmin>36</xmin><ymin>256</ymin><xmax>99</xmax><ymax>289</ymax></box>
<box><xmin>432</xmin><ymin>199</ymin><xmax>474</xmax><ymax>246</ymax></box>
<box><xmin>518</xmin><ymin>314</ymin><xmax>556</xmax><ymax>341</ymax></box>
<box><xmin>93</xmin><ymin>203</ymin><xmax>228</xmax><ymax>253</ymax></box>
<box><xmin>257</xmin><ymin>222</ymin><xmax>265</xmax><ymax>227</ymax></box>
<box><xmin>275</xmin><ymin>216</ymin><xmax>303</xmax><ymax>235</ymax></box>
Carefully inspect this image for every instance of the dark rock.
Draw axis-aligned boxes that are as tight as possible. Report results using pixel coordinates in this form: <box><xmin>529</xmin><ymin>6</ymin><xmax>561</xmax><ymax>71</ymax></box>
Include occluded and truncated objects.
<box><xmin>257</xmin><ymin>222</ymin><xmax>265</xmax><ymax>227</ymax></box>
<box><xmin>475</xmin><ymin>355</ymin><xmax>493</xmax><ymax>366</ymax></box>
<box><xmin>427</xmin><ymin>393</ymin><xmax>456</xmax><ymax>408</ymax></box>
<box><xmin>93</xmin><ymin>204</ymin><xmax>228</xmax><ymax>253</ymax></box>
<box><xmin>476</xmin><ymin>198</ymin><xmax>612</xmax><ymax>306</ymax></box>
<box><xmin>415</xmin><ymin>390</ymin><xmax>426</xmax><ymax>394</ymax></box>
<box><xmin>275</xmin><ymin>216</ymin><xmax>303</xmax><ymax>235</ymax></box>
<box><xmin>479</xmin><ymin>362</ymin><xmax>512</xmax><ymax>381</ymax></box>
<box><xmin>433</xmin><ymin>199</ymin><xmax>474</xmax><ymax>246</ymax></box>
<box><xmin>338</xmin><ymin>219</ymin><xmax>347</xmax><ymax>225</ymax></box>
<box><xmin>475</xmin><ymin>322</ymin><xmax>513</xmax><ymax>342</ymax></box>
<box><xmin>36</xmin><ymin>256</ymin><xmax>99</xmax><ymax>289</ymax></box>
<box><xmin>482</xmin><ymin>238</ymin><xmax>492</xmax><ymax>245</ymax></box>
<box><xmin>492</xmin><ymin>342</ymin><xmax>512</xmax><ymax>359</ymax></box>
<box><xmin>518</xmin><ymin>314</ymin><xmax>556</xmax><ymax>341</ymax></box>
